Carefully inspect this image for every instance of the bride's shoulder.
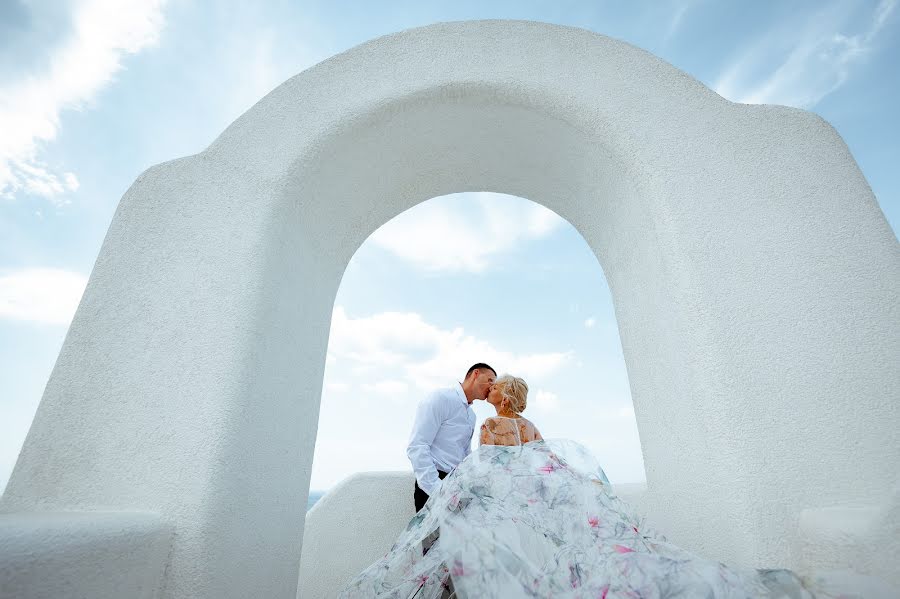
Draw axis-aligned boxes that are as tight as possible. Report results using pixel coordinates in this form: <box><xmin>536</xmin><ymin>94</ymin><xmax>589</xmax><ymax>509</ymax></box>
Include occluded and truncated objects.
<box><xmin>522</xmin><ymin>418</ymin><xmax>543</xmax><ymax>441</ymax></box>
<box><xmin>481</xmin><ymin>417</ymin><xmax>512</xmax><ymax>433</ymax></box>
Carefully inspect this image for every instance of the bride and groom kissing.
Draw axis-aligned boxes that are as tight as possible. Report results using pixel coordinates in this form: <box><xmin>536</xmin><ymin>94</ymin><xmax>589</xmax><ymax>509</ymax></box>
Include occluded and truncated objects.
<box><xmin>341</xmin><ymin>364</ymin><xmax>877</xmax><ymax>598</ymax></box>
<box><xmin>407</xmin><ymin>363</ymin><xmax>541</xmax><ymax>513</ymax></box>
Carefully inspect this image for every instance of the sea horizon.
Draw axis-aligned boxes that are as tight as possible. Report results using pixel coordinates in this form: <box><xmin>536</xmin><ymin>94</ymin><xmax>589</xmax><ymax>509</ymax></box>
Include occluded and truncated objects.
<box><xmin>307</xmin><ymin>490</ymin><xmax>326</xmax><ymax>511</ymax></box>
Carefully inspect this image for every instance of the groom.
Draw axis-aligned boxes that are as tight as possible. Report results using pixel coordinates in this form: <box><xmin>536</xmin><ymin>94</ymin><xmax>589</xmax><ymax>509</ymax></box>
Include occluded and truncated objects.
<box><xmin>407</xmin><ymin>363</ymin><xmax>496</xmax><ymax>512</ymax></box>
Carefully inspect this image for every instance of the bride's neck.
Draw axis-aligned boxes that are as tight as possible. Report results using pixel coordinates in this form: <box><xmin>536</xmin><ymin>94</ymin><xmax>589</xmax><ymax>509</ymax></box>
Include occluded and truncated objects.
<box><xmin>496</xmin><ymin>408</ymin><xmax>519</xmax><ymax>418</ymax></box>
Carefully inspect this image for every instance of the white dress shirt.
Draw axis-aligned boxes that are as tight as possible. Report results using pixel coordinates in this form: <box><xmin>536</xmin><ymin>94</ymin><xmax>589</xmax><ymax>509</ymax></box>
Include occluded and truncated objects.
<box><xmin>407</xmin><ymin>383</ymin><xmax>475</xmax><ymax>496</ymax></box>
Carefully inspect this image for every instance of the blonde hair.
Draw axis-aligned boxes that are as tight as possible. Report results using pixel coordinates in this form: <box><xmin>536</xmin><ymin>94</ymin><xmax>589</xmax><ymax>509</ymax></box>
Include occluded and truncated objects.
<box><xmin>495</xmin><ymin>375</ymin><xmax>529</xmax><ymax>414</ymax></box>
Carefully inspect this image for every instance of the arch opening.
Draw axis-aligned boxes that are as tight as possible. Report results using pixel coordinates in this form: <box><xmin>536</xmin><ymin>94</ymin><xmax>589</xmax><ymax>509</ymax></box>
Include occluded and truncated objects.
<box><xmin>310</xmin><ymin>191</ymin><xmax>648</xmax><ymax>491</ymax></box>
<box><xmin>298</xmin><ymin>191</ymin><xmax>648</xmax><ymax>594</ymax></box>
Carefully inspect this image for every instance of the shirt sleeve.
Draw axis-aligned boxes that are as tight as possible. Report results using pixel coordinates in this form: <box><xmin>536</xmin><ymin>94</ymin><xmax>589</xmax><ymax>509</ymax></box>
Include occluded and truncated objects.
<box><xmin>407</xmin><ymin>391</ymin><xmax>446</xmax><ymax>495</ymax></box>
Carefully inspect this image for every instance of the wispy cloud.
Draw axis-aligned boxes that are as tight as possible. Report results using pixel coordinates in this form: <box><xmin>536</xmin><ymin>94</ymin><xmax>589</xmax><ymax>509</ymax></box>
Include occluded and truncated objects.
<box><xmin>714</xmin><ymin>0</ymin><xmax>897</xmax><ymax>107</ymax></box>
<box><xmin>326</xmin><ymin>306</ymin><xmax>572</xmax><ymax>392</ymax></box>
<box><xmin>325</xmin><ymin>381</ymin><xmax>351</xmax><ymax>393</ymax></box>
<box><xmin>584</xmin><ymin>317</ymin><xmax>596</xmax><ymax>329</ymax></box>
<box><xmin>369</xmin><ymin>192</ymin><xmax>566</xmax><ymax>273</ymax></box>
<box><xmin>0</xmin><ymin>268</ymin><xmax>87</xmax><ymax>325</ymax></box>
<box><xmin>314</xmin><ymin>306</ymin><xmax>577</xmax><ymax>487</ymax></box>
<box><xmin>662</xmin><ymin>1</ymin><xmax>695</xmax><ymax>44</ymax></box>
<box><xmin>362</xmin><ymin>380</ymin><xmax>410</xmax><ymax>400</ymax></box>
<box><xmin>532</xmin><ymin>389</ymin><xmax>561</xmax><ymax>413</ymax></box>
<box><xmin>0</xmin><ymin>0</ymin><xmax>167</xmax><ymax>203</ymax></box>
<box><xmin>199</xmin><ymin>6</ymin><xmax>326</xmax><ymax>134</ymax></box>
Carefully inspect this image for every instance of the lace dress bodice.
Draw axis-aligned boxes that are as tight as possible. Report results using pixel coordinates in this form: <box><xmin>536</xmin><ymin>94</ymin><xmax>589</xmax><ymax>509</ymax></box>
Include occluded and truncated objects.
<box><xmin>479</xmin><ymin>416</ymin><xmax>539</xmax><ymax>446</ymax></box>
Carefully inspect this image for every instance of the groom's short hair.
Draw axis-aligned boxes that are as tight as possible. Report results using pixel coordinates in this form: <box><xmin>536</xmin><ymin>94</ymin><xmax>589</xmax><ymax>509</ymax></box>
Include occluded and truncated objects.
<box><xmin>466</xmin><ymin>363</ymin><xmax>496</xmax><ymax>379</ymax></box>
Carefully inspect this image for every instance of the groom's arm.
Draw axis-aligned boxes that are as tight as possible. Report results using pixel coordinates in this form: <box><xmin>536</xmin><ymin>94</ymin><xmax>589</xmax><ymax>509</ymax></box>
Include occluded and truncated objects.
<box><xmin>406</xmin><ymin>392</ymin><xmax>445</xmax><ymax>496</ymax></box>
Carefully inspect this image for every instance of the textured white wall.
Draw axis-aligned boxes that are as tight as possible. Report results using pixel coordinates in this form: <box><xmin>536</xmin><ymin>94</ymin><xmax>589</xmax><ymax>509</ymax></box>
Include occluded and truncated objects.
<box><xmin>2</xmin><ymin>20</ymin><xmax>897</xmax><ymax>599</ymax></box>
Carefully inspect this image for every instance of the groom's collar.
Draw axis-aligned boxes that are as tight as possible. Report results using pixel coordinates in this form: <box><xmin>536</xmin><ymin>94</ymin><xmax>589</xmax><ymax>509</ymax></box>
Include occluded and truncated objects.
<box><xmin>455</xmin><ymin>382</ymin><xmax>469</xmax><ymax>406</ymax></box>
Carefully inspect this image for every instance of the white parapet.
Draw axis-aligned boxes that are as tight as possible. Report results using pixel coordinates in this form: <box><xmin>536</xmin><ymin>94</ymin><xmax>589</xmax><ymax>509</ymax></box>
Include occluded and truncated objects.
<box><xmin>0</xmin><ymin>511</ymin><xmax>172</xmax><ymax>599</ymax></box>
<box><xmin>298</xmin><ymin>472</ymin><xmax>416</xmax><ymax>598</ymax></box>
<box><xmin>796</xmin><ymin>485</ymin><xmax>900</xmax><ymax>587</ymax></box>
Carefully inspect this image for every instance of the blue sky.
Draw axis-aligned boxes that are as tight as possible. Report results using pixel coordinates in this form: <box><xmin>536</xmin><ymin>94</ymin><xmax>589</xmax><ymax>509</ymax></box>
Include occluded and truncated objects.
<box><xmin>1</xmin><ymin>0</ymin><xmax>897</xmax><ymax>493</ymax></box>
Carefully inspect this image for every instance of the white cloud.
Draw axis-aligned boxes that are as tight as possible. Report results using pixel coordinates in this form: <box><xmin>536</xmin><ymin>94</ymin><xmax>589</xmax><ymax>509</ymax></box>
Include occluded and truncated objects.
<box><xmin>532</xmin><ymin>389</ymin><xmax>561</xmax><ymax>413</ymax></box>
<box><xmin>617</xmin><ymin>404</ymin><xmax>636</xmax><ymax>420</ymax></box>
<box><xmin>663</xmin><ymin>2</ymin><xmax>694</xmax><ymax>44</ymax></box>
<box><xmin>327</xmin><ymin>307</ymin><xmax>441</xmax><ymax>370</ymax></box>
<box><xmin>327</xmin><ymin>306</ymin><xmax>571</xmax><ymax>391</ymax></box>
<box><xmin>362</xmin><ymin>380</ymin><xmax>410</xmax><ymax>397</ymax></box>
<box><xmin>584</xmin><ymin>317</ymin><xmax>596</xmax><ymax>329</ymax></box>
<box><xmin>0</xmin><ymin>268</ymin><xmax>88</xmax><ymax>325</ymax></box>
<box><xmin>714</xmin><ymin>0</ymin><xmax>896</xmax><ymax>108</ymax></box>
<box><xmin>315</xmin><ymin>307</ymin><xmax>579</xmax><ymax>489</ymax></box>
<box><xmin>203</xmin><ymin>9</ymin><xmax>325</xmax><ymax>133</ymax></box>
<box><xmin>369</xmin><ymin>192</ymin><xmax>565</xmax><ymax>273</ymax></box>
<box><xmin>325</xmin><ymin>381</ymin><xmax>350</xmax><ymax>393</ymax></box>
<box><xmin>314</xmin><ymin>307</ymin><xmax>644</xmax><ymax>489</ymax></box>
<box><xmin>0</xmin><ymin>0</ymin><xmax>167</xmax><ymax>202</ymax></box>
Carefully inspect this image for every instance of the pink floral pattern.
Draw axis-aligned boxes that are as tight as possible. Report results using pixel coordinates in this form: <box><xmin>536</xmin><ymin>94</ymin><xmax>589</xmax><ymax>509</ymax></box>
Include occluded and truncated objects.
<box><xmin>340</xmin><ymin>440</ymin><xmax>880</xmax><ymax>598</ymax></box>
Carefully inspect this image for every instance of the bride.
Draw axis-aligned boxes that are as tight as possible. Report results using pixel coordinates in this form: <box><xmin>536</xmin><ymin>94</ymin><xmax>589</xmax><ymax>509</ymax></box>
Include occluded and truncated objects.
<box><xmin>341</xmin><ymin>375</ymin><xmax>882</xmax><ymax>598</ymax></box>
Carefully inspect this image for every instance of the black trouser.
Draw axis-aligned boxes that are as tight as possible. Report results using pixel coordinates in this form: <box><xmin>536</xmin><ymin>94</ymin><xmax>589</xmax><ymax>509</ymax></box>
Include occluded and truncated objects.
<box><xmin>414</xmin><ymin>469</ymin><xmax>448</xmax><ymax>512</ymax></box>
<box><xmin>415</xmin><ymin>469</ymin><xmax>456</xmax><ymax>595</ymax></box>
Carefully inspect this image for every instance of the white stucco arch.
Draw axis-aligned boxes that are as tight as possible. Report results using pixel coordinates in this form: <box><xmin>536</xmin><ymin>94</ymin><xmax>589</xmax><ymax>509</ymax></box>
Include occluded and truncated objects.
<box><xmin>2</xmin><ymin>20</ymin><xmax>898</xmax><ymax>599</ymax></box>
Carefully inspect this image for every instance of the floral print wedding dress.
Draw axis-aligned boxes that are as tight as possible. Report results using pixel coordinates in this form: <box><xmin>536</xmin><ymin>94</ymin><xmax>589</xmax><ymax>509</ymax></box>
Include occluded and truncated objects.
<box><xmin>341</xmin><ymin>439</ymin><xmax>887</xmax><ymax>598</ymax></box>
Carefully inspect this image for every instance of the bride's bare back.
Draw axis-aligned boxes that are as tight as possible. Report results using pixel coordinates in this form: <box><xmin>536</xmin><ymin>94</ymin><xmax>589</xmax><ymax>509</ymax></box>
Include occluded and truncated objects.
<box><xmin>480</xmin><ymin>416</ymin><xmax>543</xmax><ymax>446</ymax></box>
